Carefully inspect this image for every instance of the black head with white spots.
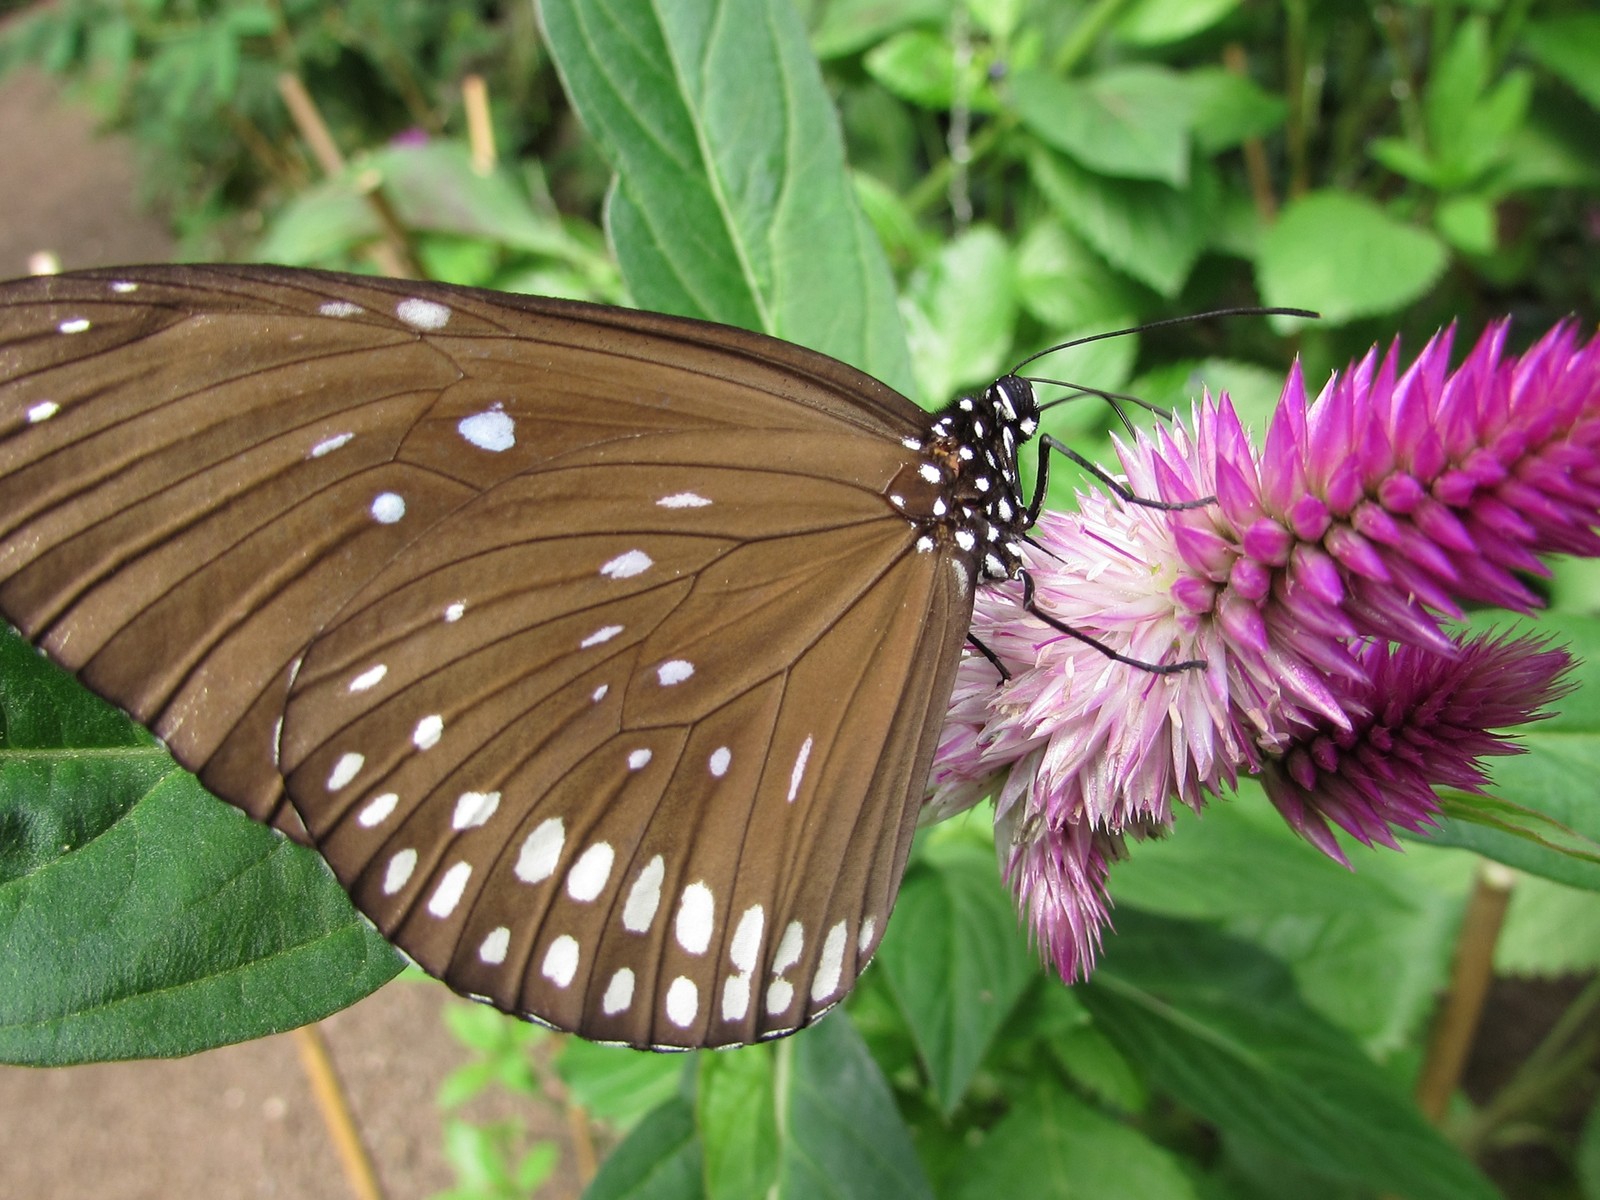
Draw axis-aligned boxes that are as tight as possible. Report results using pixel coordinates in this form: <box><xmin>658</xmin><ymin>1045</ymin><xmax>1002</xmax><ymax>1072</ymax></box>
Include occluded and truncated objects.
<box><xmin>887</xmin><ymin>374</ymin><xmax>1040</xmax><ymax>581</ymax></box>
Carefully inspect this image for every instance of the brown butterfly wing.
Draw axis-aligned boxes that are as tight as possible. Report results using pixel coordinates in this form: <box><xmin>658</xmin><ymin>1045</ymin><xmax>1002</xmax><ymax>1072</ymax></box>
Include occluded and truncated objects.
<box><xmin>0</xmin><ymin>264</ymin><xmax>973</xmax><ymax>1046</ymax></box>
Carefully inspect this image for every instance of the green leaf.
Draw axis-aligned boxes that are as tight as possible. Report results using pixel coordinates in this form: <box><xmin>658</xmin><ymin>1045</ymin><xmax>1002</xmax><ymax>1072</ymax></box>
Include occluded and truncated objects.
<box><xmin>1496</xmin><ymin>874</ymin><xmax>1600</xmax><ymax>976</ymax></box>
<box><xmin>698</xmin><ymin>1048</ymin><xmax>780</xmax><ymax>1199</ymax></box>
<box><xmin>948</xmin><ymin>1083</ymin><xmax>1200</xmax><ymax>1199</ymax></box>
<box><xmin>1435</xmin><ymin>193</ymin><xmax>1497</xmax><ymax>255</ymax></box>
<box><xmin>1011</xmin><ymin>66</ymin><xmax>1193</xmax><ymax>185</ymax></box>
<box><xmin>901</xmin><ymin>225</ymin><xmax>1017</xmax><ymax>403</ymax></box>
<box><xmin>1013</xmin><ymin>218</ymin><xmax>1148</xmax><ymax>333</ymax></box>
<box><xmin>1081</xmin><ymin>913</ymin><xmax>1502</xmax><ymax>1200</ymax></box>
<box><xmin>559</xmin><ymin>1039</ymin><xmax>691</xmax><ymax>1130</ymax></box>
<box><xmin>808</xmin><ymin>0</ymin><xmax>949</xmax><ymax>61</ymax></box>
<box><xmin>0</xmin><ymin>769</ymin><xmax>401</xmax><ymax>1064</ymax></box>
<box><xmin>1522</xmin><ymin>14</ymin><xmax>1600</xmax><ymax>112</ymax></box>
<box><xmin>1109</xmin><ymin>799</ymin><xmax>1413</xmax><ymax>924</ymax></box>
<box><xmin>875</xmin><ymin>835</ymin><xmax>1038</xmax><ymax>1113</ymax></box>
<box><xmin>1184</xmin><ymin>67</ymin><xmax>1288</xmax><ymax>153</ymax></box>
<box><xmin>0</xmin><ymin>631</ymin><xmax>400</xmax><ymax>1065</ymax></box>
<box><xmin>1255</xmin><ymin>191</ymin><xmax>1448</xmax><ymax>325</ymax></box>
<box><xmin>1114</xmin><ymin>0</ymin><xmax>1241</xmax><ymax>46</ymax></box>
<box><xmin>537</xmin><ymin>0</ymin><xmax>914</xmax><ymax>395</ymax></box>
<box><xmin>777</xmin><ymin>1015</ymin><xmax>934</xmax><ymax>1199</ymax></box>
<box><xmin>584</xmin><ymin>1096</ymin><xmax>705</xmax><ymax>1200</ymax></box>
<box><xmin>693</xmin><ymin>1015</ymin><xmax>933</xmax><ymax>1199</ymax></box>
<box><xmin>1580</xmin><ymin>1093</ymin><xmax>1600</xmax><ymax>1200</ymax></box>
<box><xmin>1029</xmin><ymin>147</ymin><xmax>1213</xmax><ymax>298</ymax></box>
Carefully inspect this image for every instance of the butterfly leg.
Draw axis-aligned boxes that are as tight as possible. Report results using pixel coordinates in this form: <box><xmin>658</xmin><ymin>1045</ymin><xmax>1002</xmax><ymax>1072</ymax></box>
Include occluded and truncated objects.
<box><xmin>1017</xmin><ymin>570</ymin><xmax>1205</xmax><ymax>675</ymax></box>
<box><xmin>966</xmin><ymin>632</ymin><xmax>1011</xmax><ymax>682</ymax></box>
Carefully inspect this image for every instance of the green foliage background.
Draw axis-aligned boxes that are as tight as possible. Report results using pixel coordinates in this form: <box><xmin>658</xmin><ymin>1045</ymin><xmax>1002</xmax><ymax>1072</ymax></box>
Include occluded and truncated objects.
<box><xmin>2</xmin><ymin>1</ymin><xmax>1599</xmax><ymax>1198</ymax></box>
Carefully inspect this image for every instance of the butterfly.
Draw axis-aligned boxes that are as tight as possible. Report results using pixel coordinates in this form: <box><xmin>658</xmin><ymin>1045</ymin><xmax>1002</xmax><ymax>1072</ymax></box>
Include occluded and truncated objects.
<box><xmin>0</xmin><ymin>264</ymin><xmax>1047</xmax><ymax>1049</ymax></box>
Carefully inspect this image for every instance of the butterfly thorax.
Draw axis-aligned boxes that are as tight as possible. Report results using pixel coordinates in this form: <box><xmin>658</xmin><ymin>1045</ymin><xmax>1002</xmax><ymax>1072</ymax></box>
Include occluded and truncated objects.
<box><xmin>886</xmin><ymin>375</ymin><xmax>1039</xmax><ymax>581</ymax></box>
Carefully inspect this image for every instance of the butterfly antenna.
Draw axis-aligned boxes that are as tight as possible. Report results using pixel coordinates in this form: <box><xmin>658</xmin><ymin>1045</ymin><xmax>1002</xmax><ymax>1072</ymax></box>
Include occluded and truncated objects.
<box><xmin>1010</xmin><ymin>306</ymin><xmax>1319</xmax><ymax>375</ymax></box>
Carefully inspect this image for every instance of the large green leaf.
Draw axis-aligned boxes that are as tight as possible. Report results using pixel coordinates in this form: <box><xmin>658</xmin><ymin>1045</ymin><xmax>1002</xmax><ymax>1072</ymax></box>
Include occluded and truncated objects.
<box><xmin>0</xmin><ymin>624</ymin><xmax>401</xmax><ymax>1064</ymax></box>
<box><xmin>875</xmin><ymin>833</ymin><xmax>1038</xmax><ymax>1113</ymax></box>
<box><xmin>1081</xmin><ymin>913</ymin><xmax>1502</xmax><ymax>1200</ymax></box>
<box><xmin>537</xmin><ymin>0</ymin><xmax>914</xmax><ymax>396</ymax></box>
<box><xmin>584</xmin><ymin>1096</ymin><xmax>706</xmax><ymax>1200</ymax></box>
<box><xmin>1028</xmin><ymin>147</ymin><xmax>1213</xmax><ymax>298</ymax></box>
<box><xmin>1011</xmin><ymin>66</ymin><xmax>1195</xmax><ymax>186</ymax></box>
<box><xmin>694</xmin><ymin>1014</ymin><xmax>934</xmax><ymax>1200</ymax></box>
<box><xmin>947</xmin><ymin>1082</ymin><xmax>1199</xmax><ymax>1200</ymax></box>
<box><xmin>1255</xmin><ymin>191</ymin><xmax>1448</xmax><ymax>326</ymax></box>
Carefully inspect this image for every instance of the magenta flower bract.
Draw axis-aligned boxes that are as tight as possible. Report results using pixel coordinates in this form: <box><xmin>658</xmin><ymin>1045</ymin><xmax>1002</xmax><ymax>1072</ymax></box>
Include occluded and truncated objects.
<box><xmin>931</xmin><ymin>318</ymin><xmax>1596</xmax><ymax>982</ymax></box>
<box><xmin>1260</xmin><ymin>632</ymin><xmax>1571</xmax><ymax>865</ymax></box>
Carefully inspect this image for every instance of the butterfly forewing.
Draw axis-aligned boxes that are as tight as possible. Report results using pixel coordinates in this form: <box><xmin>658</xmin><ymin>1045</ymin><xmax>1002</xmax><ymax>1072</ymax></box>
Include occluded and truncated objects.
<box><xmin>0</xmin><ymin>264</ymin><xmax>981</xmax><ymax>1048</ymax></box>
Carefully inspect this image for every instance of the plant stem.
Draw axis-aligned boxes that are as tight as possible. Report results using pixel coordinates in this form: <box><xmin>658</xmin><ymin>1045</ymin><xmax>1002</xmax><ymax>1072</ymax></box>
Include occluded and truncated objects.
<box><xmin>1414</xmin><ymin>859</ymin><xmax>1515</xmax><ymax>1122</ymax></box>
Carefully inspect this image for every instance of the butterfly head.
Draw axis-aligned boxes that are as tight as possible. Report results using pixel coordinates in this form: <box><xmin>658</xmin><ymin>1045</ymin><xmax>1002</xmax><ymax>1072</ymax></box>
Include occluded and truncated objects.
<box><xmin>904</xmin><ymin>375</ymin><xmax>1040</xmax><ymax>581</ymax></box>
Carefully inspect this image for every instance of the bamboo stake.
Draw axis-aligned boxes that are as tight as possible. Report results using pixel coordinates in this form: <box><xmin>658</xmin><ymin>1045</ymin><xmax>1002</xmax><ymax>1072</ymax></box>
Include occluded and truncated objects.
<box><xmin>293</xmin><ymin>1023</ymin><xmax>387</xmax><ymax>1200</ymax></box>
<box><xmin>1414</xmin><ymin>861</ymin><xmax>1517</xmax><ymax>1121</ymax></box>
<box><xmin>276</xmin><ymin>72</ymin><xmax>420</xmax><ymax>279</ymax></box>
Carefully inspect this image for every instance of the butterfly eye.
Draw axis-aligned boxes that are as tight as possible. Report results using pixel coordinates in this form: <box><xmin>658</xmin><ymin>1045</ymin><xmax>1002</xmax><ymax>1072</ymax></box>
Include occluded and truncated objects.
<box><xmin>0</xmin><ymin>264</ymin><xmax>1039</xmax><ymax>1048</ymax></box>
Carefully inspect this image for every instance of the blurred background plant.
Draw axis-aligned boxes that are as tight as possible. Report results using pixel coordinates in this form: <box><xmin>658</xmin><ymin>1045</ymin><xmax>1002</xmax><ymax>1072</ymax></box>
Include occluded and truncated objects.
<box><xmin>2</xmin><ymin>1</ymin><xmax>1598</xmax><ymax>1198</ymax></box>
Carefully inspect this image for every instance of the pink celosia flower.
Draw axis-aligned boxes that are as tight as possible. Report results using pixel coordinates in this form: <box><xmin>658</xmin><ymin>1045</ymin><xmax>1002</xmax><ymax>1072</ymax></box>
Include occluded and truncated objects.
<box><xmin>932</xmin><ymin>318</ymin><xmax>1596</xmax><ymax>981</ymax></box>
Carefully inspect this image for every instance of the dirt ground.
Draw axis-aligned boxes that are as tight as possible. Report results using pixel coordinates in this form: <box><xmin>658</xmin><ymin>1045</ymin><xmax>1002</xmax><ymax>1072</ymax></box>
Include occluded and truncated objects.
<box><xmin>0</xmin><ymin>69</ymin><xmax>581</xmax><ymax>1200</ymax></box>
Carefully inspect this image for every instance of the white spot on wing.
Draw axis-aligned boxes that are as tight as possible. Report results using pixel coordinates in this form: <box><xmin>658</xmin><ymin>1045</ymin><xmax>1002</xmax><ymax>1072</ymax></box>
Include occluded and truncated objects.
<box><xmin>58</xmin><ymin>318</ymin><xmax>90</xmax><ymax>334</ymax></box>
<box><xmin>452</xmin><ymin>790</ymin><xmax>500</xmax><ymax>830</ymax></box>
<box><xmin>444</xmin><ymin>601</ymin><xmax>466</xmax><ymax>622</ymax></box>
<box><xmin>542</xmin><ymin>935</ymin><xmax>579</xmax><ymax>988</ymax></box>
<box><xmin>412</xmin><ymin>714</ymin><xmax>444</xmax><ymax>750</ymax></box>
<box><xmin>955</xmin><ymin>530</ymin><xmax>976</xmax><ymax>551</ymax></box>
<box><xmin>765</xmin><ymin>979</ymin><xmax>794</xmax><ymax>1016</ymax></box>
<box><xmin>371</xmin><ymin>492</ymin><xmax>406</xmax><ymax>523</ymax></box>
<box><xmin>722</xmin><ymin>974</ymin><xmax>752</xmax><ymax>1021</ymax></box>
<box><xmin>603</xmin><ymin>968</ymin><xmax>635</xmax><ymax>1014</ymax></box>
<box><xmin>327</xmin><ymin>752</ymin><xmax>364</xmax><ymax>791</ymax></box>
<box><xmin>811</xmin><ymin>920</ymin><xmax>848</xmax><ymax>1001</ymax></box>
<box><xmin>730</xmin><ymin>906</ymin><xmax>764</xmax><ymax>973</ymax></box>
<box><xmin>348</xmin><ymin>663</ymin><xmax>387</xmax><ymax>692</ymax></box>
<box><xmin>627</xmin><ymin>748</ymin><xmax>652</xmax><ymax>770</ymax></box>
<box><xmin>656</xmin><ymin>660</ymin><xmax>694</xmax><ymax>686</ymax></box>
<box><xmin>591</xmin><ymin>684</ymin><xmax>609</xmax><ymax>704</ymax></box>
<box><xmin>787</xmin><ymin>737</ymin><xmax>813</xmax><ymax>803</ymax></box>
<box><xmin>458</xmin><ymin>404</ymin><xmax>515</xmax><ymax>452</ymax></box>
<box><xmin>666</xmin><ymin>977</ymin><xmax>698</xmax><ymax>1027</ymax></box>
<box><xmin>657</xmin><ymin>492</ymin><xmax>712</xmax><ymax>508</ymax></box>
<box><xmin>514</xmin><ymin>818</ymin><xmax>564</xmax><ymax>883</ymax></box>
<box><xmin>428</xmin><ymin>861</ymin><xmax>472</xmax><ymax>918</ymax></box>
<box><xmin>110</xmin><ymin>281</ymin><xmax>138</xmax><ymax>294</ymax></box>
<box><xmin>479</xmin><ymin>927</ymin><xmax>511</xmax><ymax>965</ymax></box>
<box><xmin>566</xmin><ymin>843</ymin><xmax>615</xmax><ymax>902</ymax></box>
<box><xmin>581</xmin><ymin>625</ymin><xmax>623</xmax><ymax>648</ymax></box>
<box><xmin>396</xmin><ymin>296</ymin><xmax>451</xmax><ymax>329</ymax></box>
<box><xmin>310</xmin><ymin>432</ymin><xmax>353</xmax><ymax>458</ymax></box>
<box><xmin>383</xmin><ymin>848</ymin><xmax>417</xmax><ymax>895</ymax></box>
<box><xmin>708</xmin><ymin>747</ymin><xmax>731</xmax><ymax>778</ymax></box>
<box><xmin>622</xmin><ymin>855</ymin><xmax>664</xmax><ymax>932</ymax></box>
<box><xmin>318</xmin><ymin>299</ymin><xmax>362</xmax><ymax>317</ymax></box>
<box><xmin>919</xmin><ymin>462</ymin><xmax>941</xmax><ymax>483</ymax></box>
<box><xmin>357</xmin><ymin>793</ymin><xmax>399</xmax><ymax>828</ymax></box>
<box><xmin>859</xmin><ymin>916</ymin><xmax>877</xmax><ymax>954</ymax></box>
<box><xmin>600</xmin><ymin>549</ymin><xmax>652</xmax><ymax>579</ymax></box>
<box><xmin>675</xmin><ymin>882</ymin><xmax>715</xmax><ymax>955</ymax></box>
<box><xmin>26</xmin><ymin>401</ymin><xmax>58</xmax><ymax>424</ymax></box>
<box><xmin>773</xmin><ymin>921</ymin><xmax>804</xmax><ymax>972</ymax></box>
